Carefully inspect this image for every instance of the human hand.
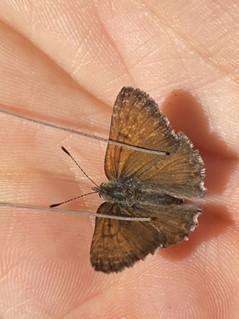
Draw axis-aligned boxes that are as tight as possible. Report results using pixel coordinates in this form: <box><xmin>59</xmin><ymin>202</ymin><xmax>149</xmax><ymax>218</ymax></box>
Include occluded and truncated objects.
<box><xmin>0</xmin><ymin>1</ymin><xmax>237</xmax><ymax>318</ymax></box>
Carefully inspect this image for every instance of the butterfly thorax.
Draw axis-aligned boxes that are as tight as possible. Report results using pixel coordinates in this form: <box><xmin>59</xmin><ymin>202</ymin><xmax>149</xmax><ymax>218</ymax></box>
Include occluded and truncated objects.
<box><xmin>94</xmin><ymin>178</ymin><xmax>183</xmax><ymax>208</ymax></box>
<box><xmin>94</xmin><ymin>178</ymin><xmax>139</xmax><ymax>207</ymax></box>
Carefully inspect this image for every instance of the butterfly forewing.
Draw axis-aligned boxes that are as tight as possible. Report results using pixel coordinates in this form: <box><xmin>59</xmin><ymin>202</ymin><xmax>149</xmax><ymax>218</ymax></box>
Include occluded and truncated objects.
<box><xmin>104</xmin><ymin>87</ymin><xmax>179</xmax><ymax>179</ymax></box>
<box><xmin>104</xmin><ymin>87</ymin><xmax>205</xmax><ymax>198</ymax></box>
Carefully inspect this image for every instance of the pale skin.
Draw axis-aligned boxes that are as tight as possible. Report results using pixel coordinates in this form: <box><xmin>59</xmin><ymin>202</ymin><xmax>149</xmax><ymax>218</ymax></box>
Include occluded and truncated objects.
<box><xmin>0</xmin><ymin>1</ymin><xmax>238</xmax><ymax>318</ymax></box>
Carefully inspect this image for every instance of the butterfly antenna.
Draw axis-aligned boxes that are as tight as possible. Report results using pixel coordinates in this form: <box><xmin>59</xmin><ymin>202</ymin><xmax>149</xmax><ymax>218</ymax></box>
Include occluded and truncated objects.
<box><xmin>61</xmin><ymin>146</ymin><xmax>98</xmax><ymax>187</ymax></box>
<box><xmin>49</xmin><ymin>191</ymin><xmax>97</xmax><ymax>208</ymax></box>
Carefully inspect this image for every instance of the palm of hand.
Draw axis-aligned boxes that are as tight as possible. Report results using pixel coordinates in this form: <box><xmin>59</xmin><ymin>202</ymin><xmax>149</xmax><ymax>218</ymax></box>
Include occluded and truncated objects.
<box><xmin>0</xmin><ymin>2</ymin><xmax>237</xmax><ymax>318</ymax></box>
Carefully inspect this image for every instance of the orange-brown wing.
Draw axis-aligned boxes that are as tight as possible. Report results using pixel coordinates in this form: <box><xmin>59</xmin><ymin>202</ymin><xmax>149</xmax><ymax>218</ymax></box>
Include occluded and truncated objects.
<box><xmin>105</xmin><ymin>87</ymin><xmax>205</xmax><ymax>198</ymax></box>
<box><xmin>105</xmin><ymin>87</ymin><xmax>178</xmax><ymax>179</ymax></box>
<box><xmin>90</xmin><ymin>202</ymin><xmax>200</xmax><ymax>273</ymax></box>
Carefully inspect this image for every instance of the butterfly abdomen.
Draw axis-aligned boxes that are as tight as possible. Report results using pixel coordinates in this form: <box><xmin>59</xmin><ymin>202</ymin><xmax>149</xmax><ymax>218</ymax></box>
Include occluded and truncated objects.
<box><xmin>136</xmin><ymin>189</ymin><xmax>183</xmax><ymax>208</ymax></box>
<box><xmin>97</xmin><ymin>178</ymin><xmax>183</xmax><ymax>208</ymax></box>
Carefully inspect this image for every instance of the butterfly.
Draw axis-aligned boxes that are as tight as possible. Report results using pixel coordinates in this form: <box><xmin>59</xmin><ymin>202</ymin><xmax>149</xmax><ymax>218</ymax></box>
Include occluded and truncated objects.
<box><xmin>89</xmin><ymin>87</ymin><xmax>206</xmax><ymax>273</ymax></box>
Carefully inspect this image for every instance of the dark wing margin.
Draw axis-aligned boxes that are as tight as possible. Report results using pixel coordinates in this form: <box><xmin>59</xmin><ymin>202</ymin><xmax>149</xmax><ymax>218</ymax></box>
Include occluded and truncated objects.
<box><xmin>90</xmin><ymin>202</ymin><xmax>201</xmax><ymax>273</ymax></box>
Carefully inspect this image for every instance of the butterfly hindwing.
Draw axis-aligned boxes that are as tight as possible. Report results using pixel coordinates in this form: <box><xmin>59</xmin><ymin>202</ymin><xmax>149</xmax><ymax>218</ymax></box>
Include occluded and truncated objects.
<box><xmin>90</xmin><ymin>202</ymin><xmax>200</xmax><ymax>273</ymax></box>
<box><xmin>121</xmin><ymin>132</ymin><xmax>205</xmax><ymax>198</ymax></box>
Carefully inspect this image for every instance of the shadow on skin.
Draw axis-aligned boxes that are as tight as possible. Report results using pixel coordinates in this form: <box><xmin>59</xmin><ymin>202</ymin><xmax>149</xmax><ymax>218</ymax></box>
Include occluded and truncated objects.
<box><xmin>161</xmin><ymin>90</ymin><xmax>238</xmax><ymax>196</ymax></box>
<box><xmin>159</xmin><ymin>90</ymin><xmax>236</xmax><ymax>260</ymax></box>
<box><xmin>161</xmin><ymin>203</ymin><xmax>233</xmax><ymax>261</ymax></box>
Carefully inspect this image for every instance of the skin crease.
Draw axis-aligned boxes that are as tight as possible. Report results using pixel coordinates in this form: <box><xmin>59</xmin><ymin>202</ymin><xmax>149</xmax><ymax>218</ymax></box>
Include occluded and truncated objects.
<box><xmin>0</xmin><ymin>0</ymin><xmax>239</xmax><ymax>318</ymax></box>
